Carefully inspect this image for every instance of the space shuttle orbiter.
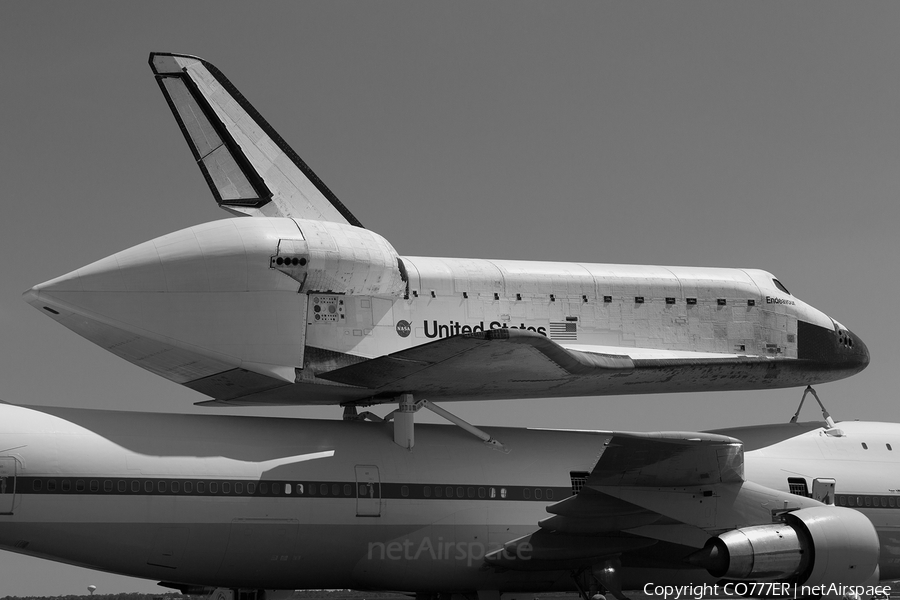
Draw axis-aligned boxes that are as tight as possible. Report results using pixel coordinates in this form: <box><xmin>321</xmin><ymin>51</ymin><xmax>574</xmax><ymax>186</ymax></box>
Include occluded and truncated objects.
<box><xmin>24</xmin><ymin>53</ymin><xmax>869</xmax><ymax>411</ymax></box>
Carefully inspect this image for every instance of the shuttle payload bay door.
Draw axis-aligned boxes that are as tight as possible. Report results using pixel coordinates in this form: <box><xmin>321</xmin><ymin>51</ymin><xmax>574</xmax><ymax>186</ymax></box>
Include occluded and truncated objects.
<box><xmin>0</xmin><ymin>457</ymin><xmax>17</xmax><ymax>515</ymax></box>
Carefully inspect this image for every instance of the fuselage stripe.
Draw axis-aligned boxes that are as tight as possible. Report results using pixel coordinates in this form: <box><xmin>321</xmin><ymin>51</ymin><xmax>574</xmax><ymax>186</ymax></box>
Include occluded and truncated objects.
<box><xmin>6</xmin><ymin>480</ymin><xmax>899</xmax><ymax>509</ymax></box>
<box><xmin>4</xmin><ymin>477</ymin><xmax>571</xmax><ymax>503</ymax></box>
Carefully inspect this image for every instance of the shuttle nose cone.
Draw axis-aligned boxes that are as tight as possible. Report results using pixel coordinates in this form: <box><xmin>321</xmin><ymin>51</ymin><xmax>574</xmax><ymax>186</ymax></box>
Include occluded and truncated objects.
<box><xmin>843</xmin><ymin>328</ymin><xmax>869</xmax><ymax>369</ymax></box>
<box><xmin>797</xmin><ymin>320</ymin><xmax>869</xmax><ymax>376</ymax></box>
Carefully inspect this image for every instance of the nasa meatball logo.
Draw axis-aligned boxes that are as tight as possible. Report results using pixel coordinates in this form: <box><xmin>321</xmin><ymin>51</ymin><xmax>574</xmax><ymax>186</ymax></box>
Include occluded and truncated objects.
<box><xmin>396</xmin><ymin>320</ymin><xmax>412</xmax><ymax>337</ymax></box>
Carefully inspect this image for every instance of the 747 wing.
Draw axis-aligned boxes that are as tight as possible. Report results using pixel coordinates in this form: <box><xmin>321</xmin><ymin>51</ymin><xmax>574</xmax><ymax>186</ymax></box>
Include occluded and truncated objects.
<box><xmin>485</xmin><ymin>430</ymin><xmax>820</xmax><ymax>577</ymax></box>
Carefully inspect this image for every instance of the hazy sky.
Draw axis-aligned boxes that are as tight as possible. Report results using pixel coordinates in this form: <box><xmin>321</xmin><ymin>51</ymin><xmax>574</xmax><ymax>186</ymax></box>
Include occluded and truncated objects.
<box><xmin>2</xmin><ymin>2</ymin><xmax>899</xmax><ymax>596</ymax></box>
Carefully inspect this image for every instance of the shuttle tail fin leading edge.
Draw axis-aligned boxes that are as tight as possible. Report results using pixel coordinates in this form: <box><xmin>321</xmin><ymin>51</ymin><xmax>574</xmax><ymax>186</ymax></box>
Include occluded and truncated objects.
<box><xmin>148</xmin><ymin>52</ymin><xmax>362</xmax><ymax>226</ymax></box>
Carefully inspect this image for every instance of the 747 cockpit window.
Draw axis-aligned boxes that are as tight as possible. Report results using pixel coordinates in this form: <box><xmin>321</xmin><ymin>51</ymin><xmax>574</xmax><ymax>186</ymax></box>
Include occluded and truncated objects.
<box><xmin>773</xmin><ymin>279</ymin><xmax>791</xmax><ymax>295</ymax></box>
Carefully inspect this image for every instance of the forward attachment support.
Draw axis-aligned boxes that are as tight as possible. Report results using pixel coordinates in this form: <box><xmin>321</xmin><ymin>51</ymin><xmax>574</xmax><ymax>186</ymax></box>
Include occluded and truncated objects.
<box><xmin>387</xmin><ymin>394</ymin><xmax>507</xmax><ymax>452</ymax></box>
<box><xmin>790</xmin><ymin>385</ymin><xmax>843</xmax><ymax>437</ymax></box>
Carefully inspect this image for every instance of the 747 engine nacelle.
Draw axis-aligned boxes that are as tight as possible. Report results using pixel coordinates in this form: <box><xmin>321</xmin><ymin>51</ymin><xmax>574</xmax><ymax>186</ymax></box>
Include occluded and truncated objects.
<box><xmin>694</xmin><ymin>507</ymin><xmax>880</xmax><ymax>588</ymax></box>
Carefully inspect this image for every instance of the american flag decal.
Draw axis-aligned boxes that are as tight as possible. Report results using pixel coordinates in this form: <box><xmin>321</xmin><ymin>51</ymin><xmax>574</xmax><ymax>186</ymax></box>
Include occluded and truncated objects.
<box><xmin>549</xmin><ymin>321</ymin><xmax>578</xmax><ymax>341</ymax></box>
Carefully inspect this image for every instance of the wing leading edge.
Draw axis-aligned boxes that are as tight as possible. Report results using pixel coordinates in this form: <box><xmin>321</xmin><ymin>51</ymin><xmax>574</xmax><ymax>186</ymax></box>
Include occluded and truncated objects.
<box><xmin>149</xmin><ymin>52</ymin><xmax>362</xmax><ymax>225</ymax></box>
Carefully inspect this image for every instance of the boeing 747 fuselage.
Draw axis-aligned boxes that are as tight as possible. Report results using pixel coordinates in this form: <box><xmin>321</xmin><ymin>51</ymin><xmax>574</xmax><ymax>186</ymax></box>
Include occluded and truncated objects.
<box><xmin>0</xmin><ymin>403</ymin><xmax>895</xmax><ymax>597</ymax></box>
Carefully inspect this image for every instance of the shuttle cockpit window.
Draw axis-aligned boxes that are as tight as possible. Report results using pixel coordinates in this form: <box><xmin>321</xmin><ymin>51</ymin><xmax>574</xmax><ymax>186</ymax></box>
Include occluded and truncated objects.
<box><xmin>773</xmin><ymin>279</ymin><xmax>791</xmax><ymax>295</ymax></box>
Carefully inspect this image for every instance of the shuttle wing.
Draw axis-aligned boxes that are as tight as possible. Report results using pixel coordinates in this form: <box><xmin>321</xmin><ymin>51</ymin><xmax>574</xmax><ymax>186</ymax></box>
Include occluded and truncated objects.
<box><xmin>149</xmin><ymin>52</ymin><xmax>362</xmax><ymax>225</ymax></box>
<box><xmin>316</xmin><ymin>329</ymin><xmax>801</xmax><ymax>401</ymax></box>
<box><xmin>317</xmin><ymin>328</ymin><xmax>635</xmax><ymax>389</ymax></box>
